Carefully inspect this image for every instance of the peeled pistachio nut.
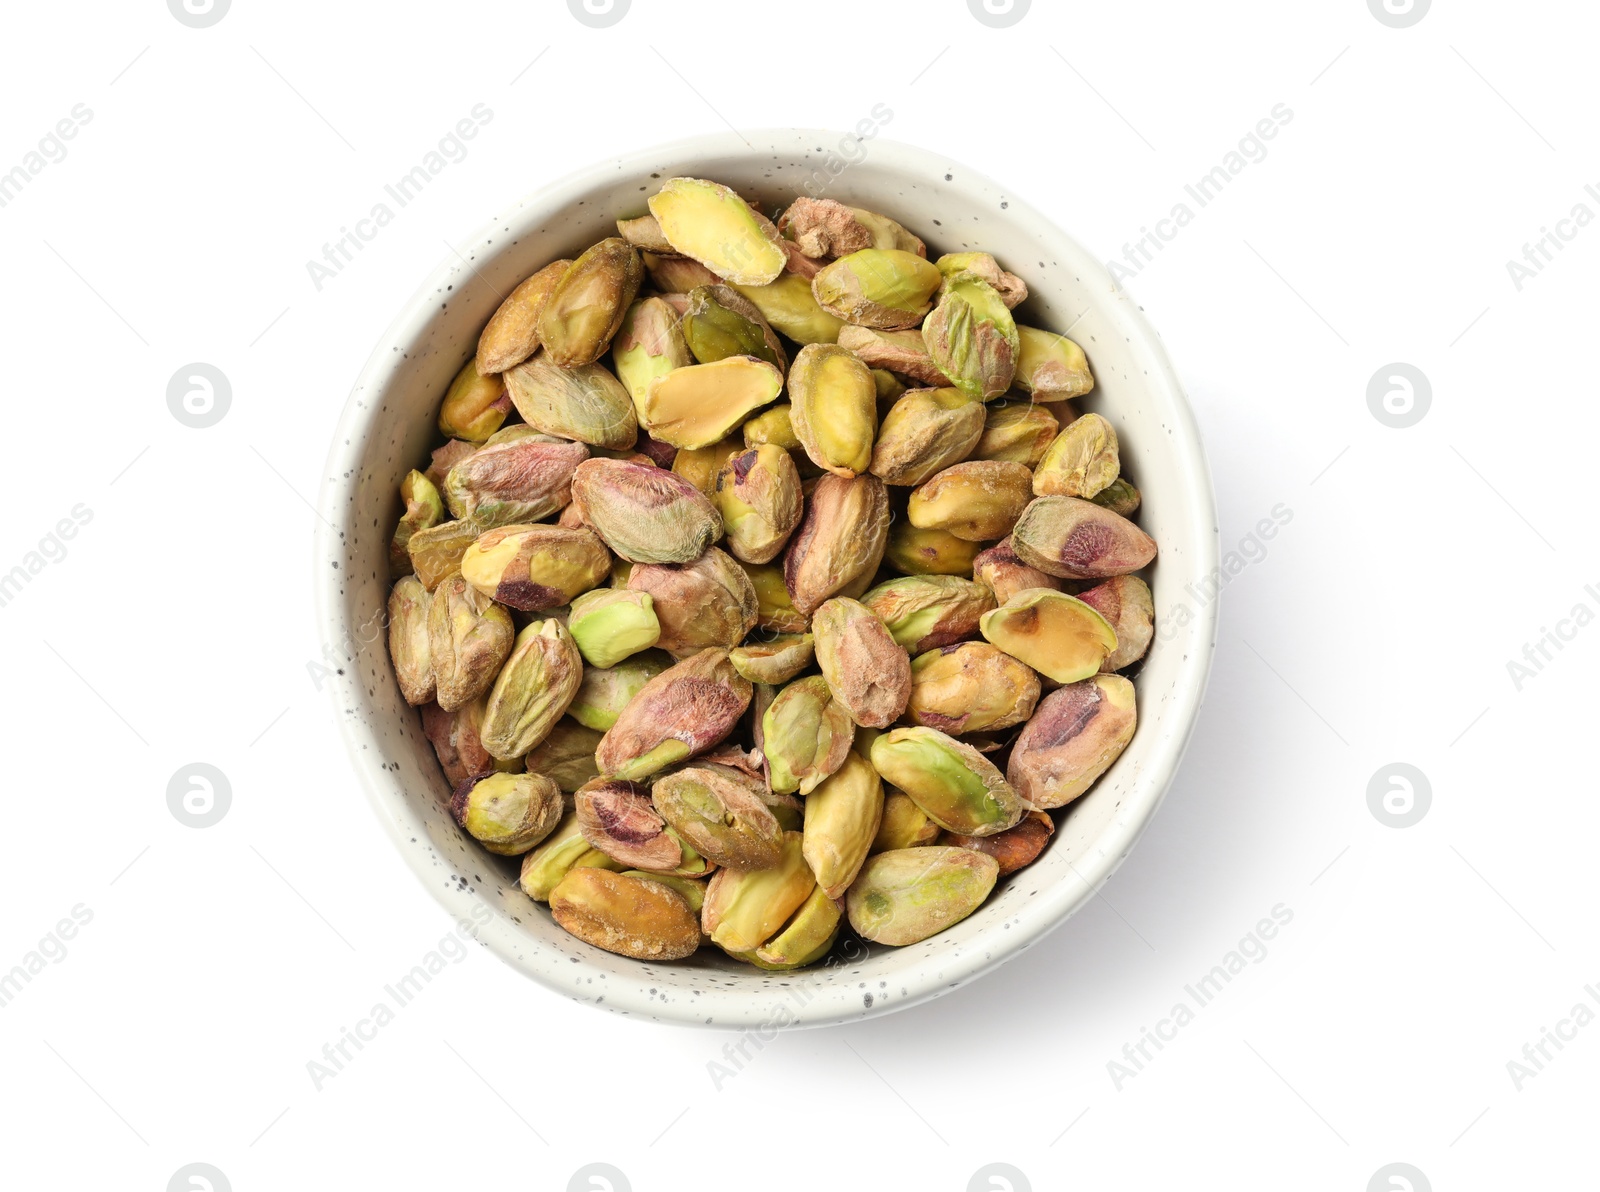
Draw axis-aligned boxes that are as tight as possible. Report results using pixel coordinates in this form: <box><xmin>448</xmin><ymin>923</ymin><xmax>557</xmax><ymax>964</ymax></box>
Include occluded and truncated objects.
<box><xmin>641</xmin><ymin>356</ymin><xmax>784</xmax><ymax>450</ymax></box>
<box><xmin>730</xmin><ymin>273</ymin><xmax>845</xmax><ymax>346</ymax></box>
<box><xmin>615</xmin><ymin>213</ymin><xmax>677</xmax><ymax>255</ymax></box>
<box><xmin>743</xmin><ymin>404</ymin><xmax>800</xmax><ymax>452</ymax></box>
<box><xmin>846</xmin><ymin>846</ymin><xmax>999</xmax><ymax>946</ymax></box>
<box><xmin>908</xmin><ymin>460</ymin><xmax>1033</xmax><ymax>543</ymax></box>
<box><xmin>702</xmin><ymin>831</ymin><xmax>814</xmax><ymax>953</ymax></box>
<box><xmin>812</xmin><ymin>597</ymin><xmax>912</xmax><ymax>729</ymax></box>
<box><xmin>1014</xmin><ymin>325</ymin><xmax>1094</xmax><ymax>402</ymax></box>
<box><xmin>871</xmin><ymin>791</ymin><xmax>941</xmax><ymax>852</ymax></box>
<box><xmin>869</xmin><ymin>727</ymin><xmax>1027</xmax><ymax>837</ymax></box>
<box><xmin>972</xmin><ymin>541</ymin><xmax>1062</xmax><ymax>605</ymax></box>
<box><xmin>568</xmin><ymin>649</ymin><xmax>671</xmax><ymax>731</ymax></box>
<box><xmin>421</xmin><ymin>697</ymin><xmax>502</xmax><ymax>789</ymax></box>
<box><xmin>426</xmin><ymin>438</ymin><xmax>479</xmax><ymax>491</ymax></box>
<box><xmin>461</xmin><ymin>524</ymin><xmax>611</xmax><ymax>611</ymax></box>
<box><xmin>408</xmin><ymin>518</ymin><xmax>485</xmax><ymax>590</ymax></box>
<box><xmin>595</xmin><ymin>648</ymin><xmax>753</xmax><ymax>781</ymax></box>
<box><xmin>859</xmin><ymin>575</ymin><xmax>996</xmax><ymax>653</ymax></box>
<box><xmin>751</xmin><ymin>886</ymin><xmax>842</xmax><ymax>969</ymax></box>
<box><xmin>1091</xmin><ymin>476</ymin><xmax>1141</xmax><ymax>519</ymax></box>
<box><xmin>504</xmin><ymin>355</ymin><xmax>638</xmax><ymax>450</ymax></box>
<box><xmin>574</xmin><ymin>778</ymin><xmax>681</xmax><ymax>870</ymax></box>
<box><xmin>442</xmin><ymin>427</ymin><xmax>588</xmax><ymax>527</ymax></box>
<box><xmin>885</xmin><ymin>522</ymin><xmax>983</xmax><ymax>577</ymax></box>
<box><xmin>550</xmin><ymin>867</ymin><xmax>701</xmax><ymax>961</ymax></box>
<box><xmin>782</xmin><ymin>473</ymin><xmax>889</xmax><ymax>616</ymax></box>
<box><xmin>943</xmin><ymin>809</ymin><xmax>1054</xmax><ymax>877</ymax></box>
<box><xmin>934</xmin><ymin>252</ymin><xmax>1028</xmax><ymax>308</ymax></box>
<box><xmin>438</xmin><ymin>357</ymin><xmax>512</xmax><ymax>443</ymax></box>
<box><xmin>740</xmin><ymin>561</ymin><xmax>809</xmax><ymax>633</ymax></box>
<box><xmin>525</xmin><ymin>718</ymin><xmax>604</xmax><ymax>792</ymax></box>
<box><xmin>906</xmin><ymin>642</ymin><xmax>1041</xmax><ymax>734</ymax></box>
<box><xmin>761</xmin><ymin>674</ymin><xmax>854</xmax><ymax>795</ymax></box>
<box><xmin>653</xmin><ymin>763</ymin><xmax>784</xmax><ymax>871</ymax></box>
<box><xmin>614</xmin><ymin>297</ymin><xmax>693</xmax><ymax>414</ymax></box>
<box><xmin>535</xmin><ymin>238</ymin><xmax>644</xmax><ymax>367</ymax></box>
<box><xmin>622</xmin><ymin>870</ymin><xmax>708</xmax><ymax>915</ymax></box>
<box><xmin>974</xmin><ymin>401</ymin><xmax>1059</xmax><ymax>468</ymax></box>
<box><xmin>569</xmin><ymin>457</ymin><xmax>721</xmax><ymax>564</ymax></box>
<box><xmin>788</xmin><ymin>342</ymin><xmax>878</xmax><ymax>477</ymax></box>
<box><xmin>1034</xmin><ymin>413</ymin><xmax>1120</xmax><ymax>499</ymax></box>
<box><xmin>729</xmin><ymin>633</ymin><xmax>814</xmax><ymax>685</ymax></box>
<box><xmin>835</xmin><ymin>324</ymin><xmax>950</xmax><ymax>387</ymax></box>
<box><xmin>480</xmin><ymin>619</ymin><xmax>584</xmax><ymax>759</ymax></box>
<box><xmin>922</xmin><ymin>275</ymin><xmax>1019</xmax><ymax>401</ymax></box>
<box><xmin>476</xmin><ymin>259</ymin><xmax>571</xmax><ymax>375</ymax></box>
<box><xmin>387</xmin><ymin>576</ymin><xmax>435</xmax><ymax>706</ymax></box>
<box><xmin>802</xmin><ymin>751</ymin><xmax>883</xmax><ymax>900</ymax></box>
<box><xmin>1010</xmin><ymin>496</ymin><xmax>1158</xmax><ymax>580</ymax></box>
<box><xmin>567</xmin><ymin>587</ymin><xmax>661</xmax><ymax>668</ymax></box>
<box><xmin>643</xmin><ymin>252</ymin><xmax>721</xmax><ymax>293</ymax></box>
<box><xmin>451</xmin><ymin>771</ymin><xmax>563</xmax><ymax>856</ymax></box>
<box><xmin>670</xmin><ymin>435</ymin><xmax>743</xmax><ymax>495</ymax></box>
<box><xmin>390</xmin><ymin>469</ymin><xmax>444</xmax><ymax>580</ymax></box>
<box><xmin>978</xmin><ymin>587</ymin><xmax>1118</xmax><ymax>684</ymax></box>
<box><xmin>870</xmin><ymin>387</ymin><xmax>985</xmax><ymax>486</ymax></box>
<box><xmin>778</xmin><ymin>196</ymin><xmax>875</xmax><ymax>258</ymax></box>
<box><xmin>518</xmin><ymin>811</ymin><xmax>624</xmax><ymax>902</ymax></box>
<box><xmin>628</xmin><ymin>548</ymin><xmax>758</xmax><ymax>658</ymax></box>
<box><xmin>1008</xmin><ymin>674</ymin><xmax>1137</xmax><ymax>808</ymax></box>
<box><xmin>648</xmin><ymin>177</ymin><xmax>787</xmax><ymax>286</ymax></box>
<box><xmin>681</xmin><ymin>285</ymin><xmax>786</xmax><ymax>371</ymax></box>
<box><xmin>1077</xmin><ymin>575</ymin><xmax>1154</xmax><ymax>672</ymax></box>
<box><xmin>427</xmin><ymin>574</ymin><xmax>515</xmax><ymax>712</ymax></box>
<box><xmin>812</xmin><ymin>248</ymin><xmax>943</xmax><ymax>330</ymax></box>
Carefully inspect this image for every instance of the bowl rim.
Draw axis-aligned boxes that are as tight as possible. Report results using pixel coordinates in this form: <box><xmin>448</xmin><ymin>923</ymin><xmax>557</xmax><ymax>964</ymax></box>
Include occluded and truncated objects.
<box><xmin>314</xmin><ymin>128</ymin><xmax>1220</xmax><ymax>1029</ymax></box>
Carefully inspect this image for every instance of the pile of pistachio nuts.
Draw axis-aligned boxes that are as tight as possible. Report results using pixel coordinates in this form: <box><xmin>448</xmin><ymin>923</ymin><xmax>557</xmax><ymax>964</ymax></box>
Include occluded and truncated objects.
<box><xmin>384</xmin><ymin>177</ymin><xmax>1156</xmax><ymax>970</ymax></box>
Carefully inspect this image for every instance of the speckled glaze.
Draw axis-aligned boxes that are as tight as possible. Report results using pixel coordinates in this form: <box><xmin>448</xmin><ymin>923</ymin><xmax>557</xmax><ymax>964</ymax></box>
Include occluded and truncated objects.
<box><xmin>315</xmin><ymin>131</ymin><xmax>1219</xmax><ymax>1029</ymax></box>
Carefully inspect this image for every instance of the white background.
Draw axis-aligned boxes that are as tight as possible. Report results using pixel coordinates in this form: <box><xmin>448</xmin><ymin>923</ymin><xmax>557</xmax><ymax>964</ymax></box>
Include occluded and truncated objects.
<box><xmin>2</xmin><ymin>1</ymin><xmax>1595</xmax><ymax>1189</ymax></box>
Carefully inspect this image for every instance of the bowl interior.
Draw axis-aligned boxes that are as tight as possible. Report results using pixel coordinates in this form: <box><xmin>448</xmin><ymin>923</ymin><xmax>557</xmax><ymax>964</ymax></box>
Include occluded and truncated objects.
<box><xmin>317</xmin><ymin>130</ymin><xmax>1218</xmax><ymax>1028</ymax></box>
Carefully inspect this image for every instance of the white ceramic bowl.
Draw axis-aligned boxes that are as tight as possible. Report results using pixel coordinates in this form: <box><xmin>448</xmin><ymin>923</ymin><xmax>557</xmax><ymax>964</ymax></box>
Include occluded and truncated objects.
<box><xmin>315</xmin><ymin>129</ymin><xmax>1218</xmax><ymax>1029</ymax></box>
